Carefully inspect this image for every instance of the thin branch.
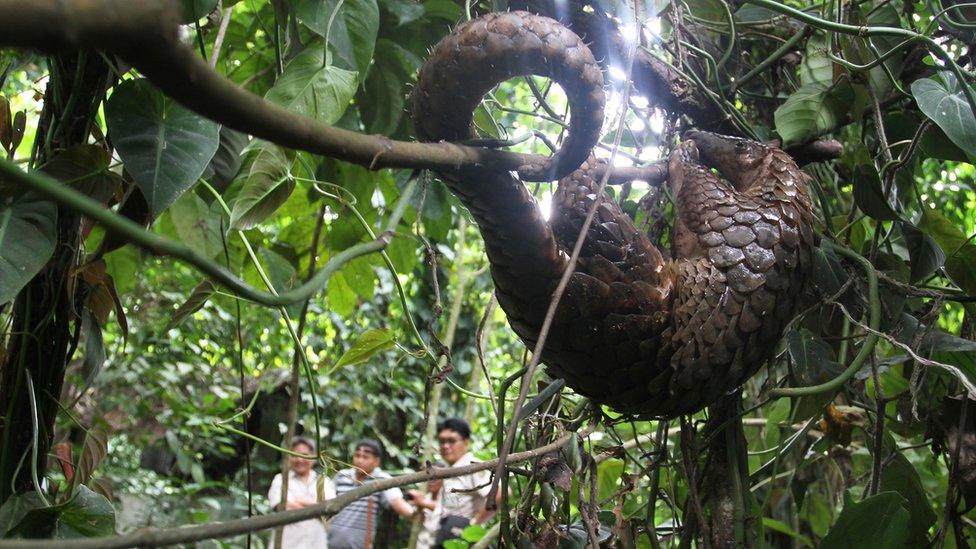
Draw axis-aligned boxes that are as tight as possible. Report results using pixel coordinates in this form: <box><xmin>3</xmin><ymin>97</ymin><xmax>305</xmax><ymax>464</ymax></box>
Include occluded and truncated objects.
<box><xmin>0</xmin><ymin>433</ymin><xmax>574</xmax><ymax>549</ymax></box>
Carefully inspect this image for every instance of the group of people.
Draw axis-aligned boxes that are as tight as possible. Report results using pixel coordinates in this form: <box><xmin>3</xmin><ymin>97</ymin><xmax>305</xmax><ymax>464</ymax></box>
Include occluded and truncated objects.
<box><xmin>268</xmin><ymin>418</ymin><xmax>500</xmax><ymax>549</ymax></box>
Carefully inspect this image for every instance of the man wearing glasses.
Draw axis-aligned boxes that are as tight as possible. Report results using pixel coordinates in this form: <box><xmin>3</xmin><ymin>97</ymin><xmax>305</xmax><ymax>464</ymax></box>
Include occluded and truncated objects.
<box><xmin>408</xmin><ymin>418</ymin><xmax>502</xmax><ymax>547</ymax></box>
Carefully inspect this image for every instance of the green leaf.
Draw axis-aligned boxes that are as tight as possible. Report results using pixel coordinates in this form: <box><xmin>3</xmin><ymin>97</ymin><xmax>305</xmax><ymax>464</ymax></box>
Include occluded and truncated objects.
<box><xmin>169</xmin><ymin>192</ymin><xmax>224</xmax><ymax>257</ymax></box>
<box><xmin>41</xmin><ymin>145</ymin><xmax>123</xmax><ymax>204</ymax></box>
<box><xmin>901</xmin><ymin>222</ymin><xmax>945</xmax><ymax>283</ymax></box>
<box><xmin>517</xmin><ymin>379</ymin><xmax>565</xmax><ymax>421</ymax></box>
<box><xmin>165</xmin><ymin>280</ymin><xmax>217</xmax><ymax>330</ymax></box>
<box><xmin>880</xmin><ymin>452</ymin><xmax>936</xmax><ymax>546</ymax></box>
<box><xmin>358</xmin><ymin>40</ymin><xmax>409</xmax><ymax>135</ymax></box>
<box><xmin>0</xmin><ymin>492</ymin><xmax>47</xmax><ymax>537</ymax></box>
<box><xmin>105</xmin><ymin>79</ymin><xmax>220</xmax><ymax>217</ymax></box>
<box><xmin>295</xmin><ymin>0</ymin><xmax>379</xmax><ymax>78</ymax></box>
<box><xmin>260</xmin><ymin>247</ymin><xmax>303</xmax><ymax>317</ymax></box>
<box><xmin>265</xmin><ymin>45</ymin><xmax>358</xmax><ymax>124</ymax></box>
<box><xmin>911</xmin><ymin>73</ymin><xmax>976</xmax><ymax>157</ymax></box>
<box><xmin>761</xmin><ymin>518</ymin><xmax>813</xmax><ymax>547</ymax></box>
<box><xmin>179</xmin><ymin>0</ymin><xmax>218</xmax><ymax>23</ymax></box>
<box><xmin>331</xmin><ymin>328</ymin><xmax>396</xmax><ymax>371</ymax></box>
<box><xmin>787</xmin><ymin>329</ymin><xmax>844</xmax><ymax>386</ymax></box>
<box><xmin>596</xmin><ymin>459</ymin><xmax>624</xmax><ymax>501</ymax></box>
<box><xmin>228</xmin><ymin>142</ymin><xmax>294</xmax><ymax>230</ymax></box>
<box><xmin>918</xmin><ymin>207</ymin><xmax>976</xmax><ymax>295</ymax></box>
<box><xmin>327</xmin><ymin>270</ymin><xmax>357</xmax><ymax>317</ymax></box>
<box><xmin>821</xmin><ymin>491</ymin><xmax>909</xmax><ymax>549</ymax></box>
<box><xmin>865</xmin><ymin>5</ymin><xmax>905</xmax><ymax>99</ymax></box>
<box><xmin>800</xmin><ymin>32</ymin><xmax>833</xmax><ymax>88</ymax></box>
<box><xmin>80</xmin><ymin>310</ymin><xmax>106</xmax><ymax>386</ymax></box>
<box><xmin>202</xmin><ymin>127</ymin><xmax>248</xmax><ymax>192</ymax></box>
<box><xmin>811</xmin><ymin>241</ymin><xmax>848</xmax><ymax>296</ymax></box>
<box><xmin>851</xmin><ymin>164</ymin><xmax>899</xmax><ymax>221</ymax></box>
<box><xmin>384</xmin><ymin>0</ymin><xmax>425</xmax><ymax>25</ymax></box>
<box><xmin>460</xmin><ymin>524</ymin><xmax>487</xmax><ymax>542</ymax></box>
<box><xmin>0</xmin><ymin>192</ymin><xmax>56</xmax><ymax>305</ymax></box>
<box><xmin>341</xmin><ymin>255</ymin><xmax>376</xmax><ymax>300</ymax></box>
<box><xmin>774</xmin><ymin>82</ymin><xmax>853</xmax><ymax>145</ymax></box>
<box><xmin>9</xmin><ymin>486</ymin><xmax>115</xmax><ymax>539</ymax></box>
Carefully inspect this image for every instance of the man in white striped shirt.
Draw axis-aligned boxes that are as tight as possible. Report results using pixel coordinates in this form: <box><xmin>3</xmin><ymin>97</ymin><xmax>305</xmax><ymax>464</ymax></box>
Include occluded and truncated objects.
<box><xmin>329</xmin><ymin>439</ymin><xmax>416</xmax><ymax>549</ymax></box>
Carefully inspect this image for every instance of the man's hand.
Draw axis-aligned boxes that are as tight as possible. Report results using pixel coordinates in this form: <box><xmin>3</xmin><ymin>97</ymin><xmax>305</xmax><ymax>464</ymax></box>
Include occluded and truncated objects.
<box><xmin>406</xmin><ymin>489</ymin><xmax>436</xmax><ymax>511</ymax></box>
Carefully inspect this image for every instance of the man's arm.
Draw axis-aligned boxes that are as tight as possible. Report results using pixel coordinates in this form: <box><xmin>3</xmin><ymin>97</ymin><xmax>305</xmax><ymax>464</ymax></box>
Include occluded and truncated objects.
<box><xmin>471</xmin><ymin>487</ymin><xmax>503</xmax><ymax>525</ymax></box>
<box><xmin>389</xmin><ymin>496</ymin><xmax>417</xmax><ymax>518</ymax></box>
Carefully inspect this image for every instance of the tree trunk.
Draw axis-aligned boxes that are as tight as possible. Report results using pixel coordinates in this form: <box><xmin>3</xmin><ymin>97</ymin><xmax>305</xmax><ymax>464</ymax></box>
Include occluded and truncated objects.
<box><xmin>0</xmin><ymin>51</ymin><xmax>114</xmax><ymax>503</ymax></box>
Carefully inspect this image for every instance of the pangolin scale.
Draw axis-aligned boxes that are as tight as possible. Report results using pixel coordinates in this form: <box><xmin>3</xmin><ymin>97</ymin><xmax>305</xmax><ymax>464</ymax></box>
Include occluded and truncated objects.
<box><xmin>411</xmin><ymin>11</ymin><xmax>814</xmax><ymax>418</ymax></box>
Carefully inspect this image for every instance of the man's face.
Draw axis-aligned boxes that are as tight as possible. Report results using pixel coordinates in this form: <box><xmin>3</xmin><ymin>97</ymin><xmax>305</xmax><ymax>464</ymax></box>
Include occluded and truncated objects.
<box><xmin>437</xmin><ymin>429</ymin><xmax>469</xmax><ymax>465</ymax></box>
<box><xmin>290</xmin><ymin>442</ymin><xmax>314</xmax><ymax>476</ymax></box>
<box><xmin>353</xmin><ymin>446</ymin><xmax>381</xmax><ymax>476</ymax></box>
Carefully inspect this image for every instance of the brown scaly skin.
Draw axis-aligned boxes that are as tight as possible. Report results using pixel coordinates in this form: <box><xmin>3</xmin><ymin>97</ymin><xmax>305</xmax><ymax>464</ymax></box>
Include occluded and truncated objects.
<box><xmin>412</xmin><ymin>12</ymin><xmax>815</xmax><ymax>418</ymax></box>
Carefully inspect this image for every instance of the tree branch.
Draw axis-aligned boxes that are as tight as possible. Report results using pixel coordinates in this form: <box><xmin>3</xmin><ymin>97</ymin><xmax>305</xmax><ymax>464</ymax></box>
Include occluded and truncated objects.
<box><xmin>0</xmin><ymin>433</ymin><xmax>573</xmax><ymax>548</ymax></box>
<box><xmin>0</xmin><ymin>0</ymin><xmax>669</xmax><ymax>183</ymax></box>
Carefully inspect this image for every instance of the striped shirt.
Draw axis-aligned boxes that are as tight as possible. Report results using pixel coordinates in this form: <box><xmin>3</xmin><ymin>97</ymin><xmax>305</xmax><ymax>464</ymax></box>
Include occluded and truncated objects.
<box><xmin>328</xmin><ymin>468</ymin><xmax>404</xmax><ymax>549</ymax></box>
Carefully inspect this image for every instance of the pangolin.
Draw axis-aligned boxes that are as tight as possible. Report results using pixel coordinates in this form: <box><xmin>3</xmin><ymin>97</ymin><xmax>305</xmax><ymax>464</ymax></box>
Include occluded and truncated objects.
<box><xmin>411</xmin><ymin>11</ymin><xmax>814</xmax><ymax>417</ymax></box>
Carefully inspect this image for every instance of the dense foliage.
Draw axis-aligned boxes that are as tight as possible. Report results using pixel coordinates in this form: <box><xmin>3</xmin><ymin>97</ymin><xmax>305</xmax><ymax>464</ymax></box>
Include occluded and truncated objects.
<box><xmin>1</xmin><ymin>0</ymin><xmax>976</xmax><ymax>547</ymax></box>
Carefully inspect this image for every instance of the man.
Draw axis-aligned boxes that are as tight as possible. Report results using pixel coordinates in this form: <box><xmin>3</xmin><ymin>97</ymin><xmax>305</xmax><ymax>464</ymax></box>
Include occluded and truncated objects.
<box><xmin>409</xmin><ymin>418</ymin><xmax>502</xmax><ymax>547</ymax></box>
<box><xmin>267</xmin><ymin>436</ymin><xmax>334</xmax><ymax>549</ymax></box>
<box><xmin>329</xmin><ymin>439</ymin><xmax>416</xmax><ymax>549</ymax></box>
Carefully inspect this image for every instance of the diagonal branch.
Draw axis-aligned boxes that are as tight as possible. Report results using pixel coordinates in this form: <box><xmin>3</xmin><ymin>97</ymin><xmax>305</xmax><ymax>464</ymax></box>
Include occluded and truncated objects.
<box><xmin>0</xmin><ymin>433</ymin><xmax>574</xmax><ymax>549</ymax></box>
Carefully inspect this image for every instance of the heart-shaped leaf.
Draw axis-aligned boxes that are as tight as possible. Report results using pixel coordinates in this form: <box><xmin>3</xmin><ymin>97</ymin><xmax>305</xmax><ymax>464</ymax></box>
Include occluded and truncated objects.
<box><xmin>918</xmin><ymin>207</ymin><xmax>976</xmax><ymax>295</ymax></box>
<box><xmin>0</xmin><ymin>192</ymin><xmax>56</xmax><ymax>305</ymax></box>
<box><xmin>901</xmin><ymin>222</ymin><xmax>945</xmax><ymax>282</ymax></box>
<box><xmin>169</xmin><ymin>192</ymin><xmax>224</xmax><ymax>257</ymax></box>
<box><xmin>911</xmin><ymin>72</ymin><xmax>976</xmax><ymax>157</ymax></box>
<box><xmin>9</xmin><ymin>485</ymin><xmax>115</xmax><ymax>539</ymax></box>
<box><xmin>851</xmin><ymin>164</ymin><xmax>899</xmax><ymax>221</ymax></box>
<box><xmin>294</xmin><ymin>0</ymin><xmax>379</xmax><ymax>78</ymax></box>
<box><xmin>775</xmin><ymin>82</ymin><xmax>854</xmax><ymax>145</ymax></box>
<box><xmin>41</xmin><ymin>145</ymin><xmax>123</xmax><ymax>205</ymax></box>
<box><xmin>264</xmin><ymin>43</ymin><xmax>358</xmax><ymax>124</ymax></box>
<box><xmin>821</xmin><ymin>491</ymin><xmax>909</xmax><ymax>548</ymax></box>
<box><xmin>105</xmin><ymin>79</ymin><xmax>220</xmax><ymax>218</ymax></box>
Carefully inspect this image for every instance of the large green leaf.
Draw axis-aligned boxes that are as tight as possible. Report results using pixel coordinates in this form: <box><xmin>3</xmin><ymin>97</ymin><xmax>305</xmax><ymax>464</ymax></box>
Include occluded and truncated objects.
<box><xmin>169</xmin><ymin>192</ymin><xmax>224</xmax><ymax>257</ymax></box>
<box><xmin>202</xmin><ymin>127</ymin><xmax>248</xmax><ymax>192</ymax></box>
<box><xmin>8</xmin><ymin>486</ymin><xmax>115</xmax><ymax>539</ymax></box>
<box><xmin>901</xmin><ymin>222</ymin><xmax>945</xmax><ymax>283</ymax></box>
<box><xmin>260</xmin><ymin>247</ymin><xmax>303</xmax><ymax>317</ymax></box>
<box><xmin>228</xmin><ymin>142</ymin><xmax>294</xmax><ymax>230</ymax></box>
<box><xmin>787</xmin><ymin>329</ymin><xmax>844</xmax><ymax>386</ymax></box>
<box><xmin>331</xmin><ymin>328</ymin><xmax>395</xmax><ymax>372</ymax></box>
<box><xmin>41</xmin><ymin>145</ymin><xmax>123</xmax><ymax>204</ymax></box>
<box><xmin>774</xmin><ymin>82</ymin><xmax>853</xmax><ymax>145</ymax></box>
<box><xmin>911</xmin><ymin>72</ymin><xmax>976</xmax><ymax>157</ymax></box>
<box><xmin>0</xmin><ymin>192</ymin><xmax>56</xmax><ymax>305</ymax></box>
<box><xmin>295</xmin><ymin>0</ymin><xmax>379</xmax><ymax>77</ymax></box>
<box><xmin>358</xmin><ymin>39</ymin><xmax>412</xmax><ymax>135</ymax></box>
<box><xmin>821</xmin><ymin>491</ymin><xmax>909</xmax><ymax>548</ymax></box>
<box><xmin>851</xmin><ymin>164</ymin><xmax>899</xmax><ymax>221</ymax></box>
<box><xmin>880</xmin><ymin>452</ymin><xmax>936</xmax><ymax>546</ymax></box>
<box><xmin>105</xmin><ymin>79</ymin><xmax>220</xmax><ymax>217</ymax></box>
<box><xmin>918</xmin><ymin>207</ymin><xmax>976</xmax><ymax>295</ymax></box>
<box><xmin>264</xmin><ymin>45</ymin><xmax>358</xmax><ymax>124</ymax></box>
<box><xmin>800</xmin><ymin>32</ymin><xmax>833</xmax><ymax>88</ymax></box>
